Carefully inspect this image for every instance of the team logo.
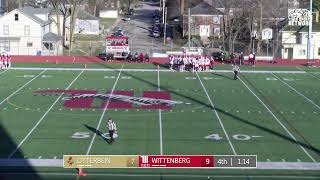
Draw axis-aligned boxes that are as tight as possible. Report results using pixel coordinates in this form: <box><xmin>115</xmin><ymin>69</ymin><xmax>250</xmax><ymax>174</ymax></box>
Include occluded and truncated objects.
<box><xmin>62</xmin><ymin>93</ymin><xmax>187</xmax><ymax>106</ymax></box>
<box><xmin>67</xmin><ymin>157</ymin><xmax>74</xmax><ymax>166</ymax></box>
<box><xmin>34</xmin><ymin>90</ymin><xmax>190</xmax><ymax>110</ymax></box>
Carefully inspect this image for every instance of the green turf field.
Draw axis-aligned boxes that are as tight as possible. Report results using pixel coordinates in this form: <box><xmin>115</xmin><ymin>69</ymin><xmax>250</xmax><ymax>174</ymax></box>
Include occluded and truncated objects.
<box><xmin>0</xmin><ymin>65</ymin><xmax>320</xmax><ymax>180</ymax></box>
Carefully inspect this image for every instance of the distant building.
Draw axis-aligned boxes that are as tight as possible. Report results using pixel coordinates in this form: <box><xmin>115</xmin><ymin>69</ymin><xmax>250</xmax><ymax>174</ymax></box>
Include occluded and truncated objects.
<box><xmin>183</xmin><ymin>1</ymin><xmax>223</xmax><ymax>38</ymax></box>
<box><xmin>66</xmin><ymin>9</ymin><xmax>100</xmax><ymax>35</ymax></box>
<box><xmin>0</xmin><ymin>6</ymin><xmax>63</xmax><ymax>55</ymax></box>
<box><xmin>281</xmin><ymin>23</ymin><xmax>320</xmax><ymax>59</ymax></box>
<box><xmin>99</xmin><ymin>8</ymin><xmax>118</xmax><ymax>19</ymax></box>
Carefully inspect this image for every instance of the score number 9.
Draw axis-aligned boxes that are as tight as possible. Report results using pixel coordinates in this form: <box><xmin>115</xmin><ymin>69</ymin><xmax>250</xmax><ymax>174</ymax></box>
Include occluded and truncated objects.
<box><xmin>206</xmin><ymin>158</ymin><xmax>210</xmax><ymax>165</ymax></box>
<box><xmin>202</xmin><ymin>157</ymin><xmax>212</xmax><ymax>167</ymax></box>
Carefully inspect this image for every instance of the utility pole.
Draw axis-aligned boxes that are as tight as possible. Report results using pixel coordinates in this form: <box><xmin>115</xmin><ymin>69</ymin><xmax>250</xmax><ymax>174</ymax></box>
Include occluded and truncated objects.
<box><xmin>163</xmin><ymin>7</ymin><xmax>167</xmax><ymax>44</ymax></box>
<box><xmin>188</xmin><ymin>8</ymin><xmax>191</xmax><ymax>50</ymax></box>
<box><xmin>162</xmin><ymin>0</ymin><xmax>165</xmax><ymax>24</ymax></box>
<box><xmin>307</xmin><ymin>0</ymin><xmax>313</xmax><ymax>59</ymax></box>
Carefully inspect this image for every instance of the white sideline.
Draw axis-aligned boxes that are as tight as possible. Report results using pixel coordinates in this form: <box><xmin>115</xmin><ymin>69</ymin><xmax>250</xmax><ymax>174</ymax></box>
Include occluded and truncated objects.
<box><xmin>0</xmin><ymin>69</ymin><xmax>9</xmax><ymax>75</ymax></box>
<box><xmin>296</xmin><ymin>66</ymin><xmax>320</xmax><ymax>80</ymax></box>
<box><xmin>238</xmin><ymin>77</ymin><xmax>316</xmax><ymax>162</ymax></box>
<box><xmin>0</xmin><ymin>159</ymin><xmax>320</xmax><ymax>170</ymax></box>
<box><xmin>0</xmin><ymin>70</ymin><xmax>46</xmax><ymax>106</ymax></box>
<box><xmin>196</xmin><ymin>72</ymin><xmax>237</xmax><ymax>155</ymax></box>
<box><xmin>85</xmin><ymin>65</ymin><xmax>124</xmax><ymax>155</ymax></box>
<box><xmin>157</xmin><ymin>66</ymin><xmax>163</xmax><ymax>155</ymax></box>
<box><xmin>273</xmin><ymin>73</ymin><xmax>320</xmax><ymax>111</ymax></box>
<box><xmin>8</xmin><ymin>71</ymin><xmax>84</xmax><ymax>158</ymax></box>
<box><xmin>10</xmin><ymin>67</ymin><xmax>307</xmax><ymax>74</ymax></box>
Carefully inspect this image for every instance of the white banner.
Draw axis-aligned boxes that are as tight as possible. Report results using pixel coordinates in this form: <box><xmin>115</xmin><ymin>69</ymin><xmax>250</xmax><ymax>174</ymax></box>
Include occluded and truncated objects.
<box><xmin>106</xmin><ymin>46</ymin><xmax>129</xmax><ymax>52</ymax></box>
<box><xmin>288</xmin><ymin>9</ymin><xmax>310</xmax><ymax>26</ymax></box>
<box><xmin>262</xmin><ymin>28</ymin><xmax>273</xmax><ymax>40</ymax></box>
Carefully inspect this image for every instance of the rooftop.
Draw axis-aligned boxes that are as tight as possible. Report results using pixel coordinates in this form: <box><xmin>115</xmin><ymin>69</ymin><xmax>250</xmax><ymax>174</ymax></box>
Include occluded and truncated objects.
<box><xmin>43</xmin><ymin>32</ymin><xmax>62</xmax><ymax>42</ymax></box>
<box><xmin>77</xmin><ymin>9</ymin><xmax>99</xmax><ymax>20</ymax></box>
<box><xmin>18</xmin><ymin>6</ymin><xmax>51</xmax><ymax>26</ymax></box>
<box><xmin>185</xmin><ymin>1</ymin><xmax>223</xmax><ymax>16</ymax></box>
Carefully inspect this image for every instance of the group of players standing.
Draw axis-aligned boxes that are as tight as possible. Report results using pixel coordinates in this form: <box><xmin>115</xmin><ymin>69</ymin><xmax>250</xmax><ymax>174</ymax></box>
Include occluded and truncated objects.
<box><xmin>0</xmin><ymin>52</ymin><xmax>11</xmax><ymax>70</ymax></box>
<box><xmin>168</xmin><ymin>55</ymin><xmax>214</xmax><ymax>73</ymax></box>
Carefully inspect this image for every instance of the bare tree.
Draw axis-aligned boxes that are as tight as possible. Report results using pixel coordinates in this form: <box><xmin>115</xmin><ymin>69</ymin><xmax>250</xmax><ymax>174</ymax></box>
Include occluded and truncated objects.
<box><xmin>93</xmin><ymin>0</ymin><xmax>103</xmax><ymax>16</ymax></box>
<box><xmin>269</xmin><ymin>1</ymin><xmax>289</xmax><ymax>58</ymax></box>
<box><xmin>48</xmin><ymin>0</ymin><xmax>69</xmax><ymax>47</ymax></box>
<box><xmin>221</xmin><ymin>0</ymin><xmax>251</xmax><ymax>52</ymax></box>
<box><xmin>69</xmin><ymin>0</ymin><xmax>82</xmax><ymax>51</ymax></box>
<box><xmin>255</xmin><ymin>0</ymin><xmax>264</xmax><ymax>54</ymax></box>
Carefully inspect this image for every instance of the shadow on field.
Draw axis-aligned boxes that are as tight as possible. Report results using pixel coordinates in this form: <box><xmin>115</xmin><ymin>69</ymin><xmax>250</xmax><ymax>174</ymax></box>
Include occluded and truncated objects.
<box><xmin>240</xmin><ymin>75</ymin><xmax>320</xmax><ymax>156</ymax></box>
<box><xmin>211</xmin><ymin>72</ymin><xmax>234</xmax><ymax>80</ymax></box>
<box><xmin>84</xmin><ymin>124</ymin><xmax>111</xmax><ymax>144</ymax></box>
<box><xmin>98</xmin><ymin>63</ymin><xmax>320</xmax><ymax>156</ymax></box>
<box><xmin>153</xmin><ymin>62</ymin><xmax>168</xmax><ymax>69</ymax></box>
<box><xmin>0</xmin><ymin>118</ymin><xmax>42</xmax><ymax>180</ymax></box>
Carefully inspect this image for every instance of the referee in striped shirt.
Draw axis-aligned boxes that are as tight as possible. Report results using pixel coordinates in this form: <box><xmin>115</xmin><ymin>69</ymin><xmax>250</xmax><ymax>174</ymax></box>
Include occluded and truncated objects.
<box><xmin>233</xmin><ymin>65</ymin><xmax>240</xmax><ymax>80</ymax></box>
<box><xmin>107</xmin><ymin>118</ymin><xmax>117</xmax><ymax>143</ymax></box>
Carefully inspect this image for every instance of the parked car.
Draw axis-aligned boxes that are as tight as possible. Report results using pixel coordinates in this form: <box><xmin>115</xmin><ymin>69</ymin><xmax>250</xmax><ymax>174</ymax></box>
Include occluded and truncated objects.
<box><xmin>123</xmin><ymin>15</ymin><xmax>131</xmax><ymax>21</ymax></box>
<box><xmin>112</xmin><ymin>32</ymin><xmax>123</xmax><ymax>37</ymax></box>
<box><xmin>166</xmin><ymin>27</ymin><xmax>173</xmax><ymax>39</ymax></box>
<box><xmin>153</xmin><ymin>30</ymin><xmax>161</xmax><ymax>38</ymax></box>
<box><xmin>154</xmin><ymin>18</ymin><xmax>160</xmax><ymax>23</ymax></box>
<box><xmin>98</xmin><ymin>53</ymin><xmax>106</xmax><ymax>60</ymax></box>
<box><xmin>128</xmin><ymin>8</ymin><xmax>134</xmax><ymax>15</ymax></box>
<box><xmin>212</xmin><ymin>52</ymin><xmax>225</xmax><ymax>62</ymax></box>
<box><xmin>153</xmin><ymin>10</ymin><xmax>160</xmax><ymax>17</ymax></box>
<box><xmin>152</xmin><ymin>24</ymin><xmax>160</xmax><ymax>31</ymax></box>
<box><xmin>115</xmin><ymin>29</ymin><xmax>124</xmax><ymax>36</ymax></box>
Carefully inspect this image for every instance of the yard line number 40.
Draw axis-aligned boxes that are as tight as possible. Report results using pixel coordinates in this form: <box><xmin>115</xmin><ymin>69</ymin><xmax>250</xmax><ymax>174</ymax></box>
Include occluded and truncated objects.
<box><xmin>205</xmin><ymin>134</ymin><xmax>262</xmax><ymax>141</ymax></box>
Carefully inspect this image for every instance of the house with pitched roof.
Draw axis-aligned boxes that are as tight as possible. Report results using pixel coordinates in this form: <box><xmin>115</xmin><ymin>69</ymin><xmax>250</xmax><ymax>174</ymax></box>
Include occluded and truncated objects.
<box><xmin>183</xmin><ymin>1</ymin><xmax>223</xmax><ymax>38</ymax></box>
<box><xmin>0</xmin><ymin>6</ymin><xmax>63</xmax><ymax>55</ymax></box>
<box><xmin>281</xmin><ymin>23</ymin><xmax>320</xmax><ymax>59</ymax></box>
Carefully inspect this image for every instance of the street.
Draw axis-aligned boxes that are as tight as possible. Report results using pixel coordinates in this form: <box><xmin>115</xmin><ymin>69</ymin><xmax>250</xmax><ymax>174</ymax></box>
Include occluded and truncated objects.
<box><xmin>115</xmin><ymin>0</ymin><xmax>176</xmax><ymax>54</ymax></box>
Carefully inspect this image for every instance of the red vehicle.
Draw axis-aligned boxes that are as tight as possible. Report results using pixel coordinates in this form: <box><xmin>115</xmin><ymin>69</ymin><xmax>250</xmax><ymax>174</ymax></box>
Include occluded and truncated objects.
<box><xmin>105</xmin><ymin>36</ymin><xmax>130</xmax><ymax>59</ymax></box>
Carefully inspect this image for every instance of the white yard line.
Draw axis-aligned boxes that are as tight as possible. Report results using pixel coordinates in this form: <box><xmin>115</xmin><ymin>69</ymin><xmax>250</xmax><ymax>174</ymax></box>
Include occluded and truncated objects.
<box><xmin>238</xmin><ymin>77</ymin><xmax>316</xmax><ymax>162</ymax></box>
<box><xmin>8</xmin><ymin>71</ymin><xmax>84</xmax><ymax>158</ymax></box>
<box><xmin>85</xmin><ymin>65</ymin><xmax>124</xmax><ymax>155</ymax></box>
<box><xmin>10</xmin><ymin>67</ymin><xmax>306</xmax><ymax>74</ymax></box>
<box><xmin>272</xmin><ymin>73</ymin><xmax>320</xmax><ymax>111</ymax></box>
<box><xmin>309</xmin><ymin>73</ymin><xmax>320</xmax><ymax>79</ymax></box>
<box><xmin>0</xmin><ymin>70</ymin><xmax>46</xmax><ymax>106</ymax></box>
<box><xmin>195</xmin><ymin>72</ymin><xmax>237</xmax><ymax>155</ymax></box>
<box><xmin>296</xmin><ymin>66</ymin><xmax>320</xmax><ymax>80</ymax></box>
<box><xmin>157</xmin><ymin>67</ymin><xmax>163</xmax><ymax>155</ymax></box>
<box><xmin>0</xmin><ymin>69</ymin><xmax>9</xmax><ymax>75</ymax></box>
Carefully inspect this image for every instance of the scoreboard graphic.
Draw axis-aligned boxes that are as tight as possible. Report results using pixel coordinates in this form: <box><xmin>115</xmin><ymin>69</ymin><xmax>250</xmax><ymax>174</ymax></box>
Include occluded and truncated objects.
<box><xmin>64</xmin><ymin>155</ymin><xmax>257</xmax><ymax>168</ymax></box>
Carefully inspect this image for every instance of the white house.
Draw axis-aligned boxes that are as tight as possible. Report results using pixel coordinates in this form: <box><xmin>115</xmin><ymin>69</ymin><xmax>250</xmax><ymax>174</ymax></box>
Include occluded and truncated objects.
<box><xmin>0</xmin><ymin>6</ymin><xmax>63</xmax><ymax>55</ymax></box>
<box><xmin>66</xmin><ymin>9</ymin><xmax>100</xmax><ymax>35</ymax></box>
<box><xmin>281</xmin><ymin>24</ymin><xmax>320</xmax><ymax>59</ymax></box>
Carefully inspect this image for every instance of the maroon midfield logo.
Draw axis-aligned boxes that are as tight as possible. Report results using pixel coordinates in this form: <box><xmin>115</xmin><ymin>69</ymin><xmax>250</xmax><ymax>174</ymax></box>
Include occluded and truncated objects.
<box><xmin>34</xmin><ymin>90</ymin><xmax>189</xmax><ymax>110</ymax></box>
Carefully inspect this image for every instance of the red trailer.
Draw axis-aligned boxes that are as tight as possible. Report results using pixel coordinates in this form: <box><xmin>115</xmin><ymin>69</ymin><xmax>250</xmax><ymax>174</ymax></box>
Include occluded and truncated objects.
<box><xmin>105</xmin><ymin>36</ymin><xmax>130</xmax><ymax>59</ymax></box>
